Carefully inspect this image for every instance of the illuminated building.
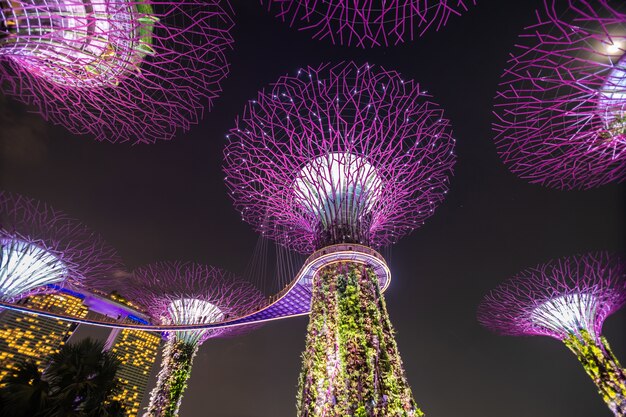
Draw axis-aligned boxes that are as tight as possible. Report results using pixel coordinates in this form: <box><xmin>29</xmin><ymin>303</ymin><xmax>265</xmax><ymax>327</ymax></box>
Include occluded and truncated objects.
<box><xmin>106</xmin><ymin>327</ymin><xmax>161</xmax><ymax>417</ymax></box>
<box><xmin>0</xmin><ymin>292</ymin><xmax>88</xmax><ymax>381</ymax></box>
<box><xmin>82</xmin><ymin>290</ymin><xmax>160</xmax><ymax>417</ymax></box>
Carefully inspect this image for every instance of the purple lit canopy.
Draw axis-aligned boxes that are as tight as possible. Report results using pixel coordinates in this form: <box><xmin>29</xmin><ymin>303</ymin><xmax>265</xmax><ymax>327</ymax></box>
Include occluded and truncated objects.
<box><xmin>124</xmin><ymin>262</ymin><xmax>265</xmax><ymax>343</ymax></box>
<box><xmin>0</xmin><ymin>0</ymin><xmax>234</xmax><ymax>143</ymax></box>
<box><xmin>493</xmin><ymin>0</ymin><xmax>626</xmax><ymax>189</ymax></box>
<box><xmin>477</xmin><ymin>252</ymin><xmax>626</xmax><ymax>341</ymax></box>
<box><xmin>224</xmin><ymin>62</ymin><xmax>456</xmax><ymax>253</ymax></box>
<box><xmin>0</xmin><ymin>191</ymin><xmax>121</xmax><ymax>301</ymax></box>
<box><xmin>261</xmin><ymin>0</ymin><xmax>476</xmax><ymax>48</ymax></box>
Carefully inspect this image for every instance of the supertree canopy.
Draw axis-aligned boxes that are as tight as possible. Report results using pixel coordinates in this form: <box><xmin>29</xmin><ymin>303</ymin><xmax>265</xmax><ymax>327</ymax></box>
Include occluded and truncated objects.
<box><xmin>478</xmin><ymin>252</ymin><xmax>626</xmax><ymax>416</ymax></box>
<box><xmin>0</xmin><ymin>0</ymin><xmax>233</xmax><ymax>143</ymax></box>
<box><xmin>125</xmin><ymin>262</ymin><xmax>264</xmax><ymax>417</ymax></box>
<box><xmin>224</xmin><ymin>62</ymin><xmax>455</xmax><ymax>417</ymax></box>
<box><xmin>493</xmin><ymin>0</ymin><xmax>626</xmax><ymax>189</ymax></box>
<box><xmin>0</xmin><ymin>191</ymin><xmax>120</xmax><ymax>301</ymax></box>
<box><xmin>261</xmin><ymin>0</ymin><xmax>476</xmax><ymax>48</ymax></box>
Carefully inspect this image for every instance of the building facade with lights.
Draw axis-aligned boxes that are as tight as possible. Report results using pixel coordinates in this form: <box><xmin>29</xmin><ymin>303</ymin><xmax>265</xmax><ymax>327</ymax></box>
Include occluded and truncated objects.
<box><xmin>0</xmin><ymin>292</ymin><xmax>88</xmax><ymax>381</ymax></box>
<box><xmin>105</xmin><ymin>326</ymin><xmax>161</xmax><ymax>417</ymax></box>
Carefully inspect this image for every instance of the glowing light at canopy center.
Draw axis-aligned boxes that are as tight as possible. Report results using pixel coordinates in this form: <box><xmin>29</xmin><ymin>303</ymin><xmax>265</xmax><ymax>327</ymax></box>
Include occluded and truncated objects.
<box><xmin>0</xmin><ymin>0</ymin><xmax>157</xmax><ymax>88</ymax></box>
<box><xmin>293</xmin><ymin>152</ymin><xmax>383</xmax><ymax>226</ymax></box>
<box><xmin>166</xmin><ymin>298</ymin><xmax>224</xmax><ymax>325</ymax></box>
<box><xmin>598</xmin><ymin>52</ymin><xmax>626</xmax><ymax>141</ymax></box>
<box><xmin>165</xmin><ymin>298</ymin><xmax>224</xmax><ymax>344</ymax></box>
<box><xmin>530</xmin><ymin>293</ymin><xmax>599</xmax><ymax>339</ymax></box>
<box><xmin>0</xmin><ymin>238</ymin><xmax>67</xmax><ymax>300</ymax></box>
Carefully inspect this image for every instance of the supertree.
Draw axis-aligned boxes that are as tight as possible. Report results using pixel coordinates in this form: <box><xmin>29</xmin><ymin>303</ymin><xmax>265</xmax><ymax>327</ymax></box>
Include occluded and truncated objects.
<box><xmin>0</xmin><ymin>0</ymin><xmax>233</xmax><ymax>143</ymax></box>
<box><xmin>493</xmin><ymin>0</ymin><xmax>626</xmax><ymax>189</ymax></box>
<box><xmin>0</xmin><ymin>190</ymin><xmax>121</xmax><ymax>301</ymax></box>
<box><xmin>477</xmin><ymin>252</ymin><xmax>626</xmax><ymax>416</ymax></box>
<box><xmin>261</xmin><ymin>0</ymin><xmax>475</xmax><ymax>48</ymax></box>
<box><xmin>123</xmin><ymin>262</ymin><xmax>264</xmax><ymax>417</ymax></box>
<box><xmin>224</xmin><ymin>62</ymin><xmax>455</xmax><ymax>417</ymax></box>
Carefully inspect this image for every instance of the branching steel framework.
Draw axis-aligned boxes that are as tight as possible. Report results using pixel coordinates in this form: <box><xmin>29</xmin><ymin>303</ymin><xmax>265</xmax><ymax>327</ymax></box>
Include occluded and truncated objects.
<box><xmin>261</xmin><ymin>0</ymin><xmax>476</xmax><ymax>48</ymax></box>
<box><xmin>478</xmin><ymin>252</ymin><xmax>626</xmax><ymax>416</ymax></box>
<box><xmin>0</xmin><ymin>0</ymin><xmax>234</xmax><ymax>143</ymax></box>
<box><xmin>224</xmin><ymin>61</ymin><xmax>456</xmax><ymax>417</ymax></box>
<box><xmin>122</xmin><ymin>262</ymin><xmax>264</xmax><ymax>417</ymax></box>
<box><xmin>0</xmin><ymin>191</ymin><xmax>121</xmax><ymax>301</ymax></box>
<box><xmin>493</xmin><ymin>0</ymin><xmax>626</xmax><ymax>189</ymax></box>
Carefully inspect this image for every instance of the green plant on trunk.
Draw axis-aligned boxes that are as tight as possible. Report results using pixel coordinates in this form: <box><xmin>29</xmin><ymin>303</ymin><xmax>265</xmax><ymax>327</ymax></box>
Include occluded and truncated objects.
<box><xmin>563</xmin><ymin>329</ymin><xmax>626</xmax><ymax>416</ymax></box>
<box><xmin>144</xmin><ymin>337</ymin><xmax>197</xmax><ymax>417</ymax></box>
<box><xmin>297</xmin><ymin>262</ymin><xmax>422</xmax><ymax>417</ymax></box>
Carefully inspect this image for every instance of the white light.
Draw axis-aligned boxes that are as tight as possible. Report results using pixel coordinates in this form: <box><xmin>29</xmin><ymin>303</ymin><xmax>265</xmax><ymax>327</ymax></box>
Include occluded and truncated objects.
<box><xmin>293</xmin><ymin>152</ymin><xmax>383</xmax><ymax>225</ymax></box>
<box><xmin>598</xmin><ymin>53</ymin><xmax>626</xmax><ymax>133</ymax></box>
<box><xmin>530</xmin><ymin>293</ymin><xmax>598</xmax><ymax>338</ymax></box>
<box><xmin>606</xmin><ymin>41</ymin><xmax>624</xmax><ymax>55</ymax></box>
<box><xmin>0</xmin><ymin>238</ymin><xmax>67</xmax><ymax>300</ymax></box>
<box><xmin>166</xmin><ymin>298</ymin><xmax>224</xmax><ymax>344</ymax></box>
<box><xmin>167</xmin><ymin>298</ymin><xmax>223</xmax><ymax>325</ymax></box>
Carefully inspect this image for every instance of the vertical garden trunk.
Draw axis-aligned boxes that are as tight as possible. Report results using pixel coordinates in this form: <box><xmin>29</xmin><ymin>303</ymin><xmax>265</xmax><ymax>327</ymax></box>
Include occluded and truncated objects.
<box><xmin>563</xmin><ymin>330</ymin><xmax>626</xmax><ymax>416</ymax></box>
<box><xmin>145</xmin><ymin>338</ymin><xmax>198</xmax><ymax>417</ymax></box>
<box><xmin>297</xmin><ymin>262</ymin><xmax>422</xmax><ymax>417</ymax></box>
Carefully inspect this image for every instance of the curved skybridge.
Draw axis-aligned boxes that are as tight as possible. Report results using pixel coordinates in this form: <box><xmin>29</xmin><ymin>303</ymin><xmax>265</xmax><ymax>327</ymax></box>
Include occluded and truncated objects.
<box><xmin>0</xmin><ymin>244</ymin><xmax>391</xmax><ymax>332</ymax></box>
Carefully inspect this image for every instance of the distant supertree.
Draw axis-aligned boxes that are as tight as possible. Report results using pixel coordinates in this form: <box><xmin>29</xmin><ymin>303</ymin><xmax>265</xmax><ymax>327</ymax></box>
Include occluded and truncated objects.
<box><xmin>478</xmin><ymin>253</ymin><xmax>626</xmax><ymax>416</ymax></box>
<box><xmin>493</xmin><ymin>0</ymin><xmax>626</xmax><ymax>189</ymax></box>
<box><xmin>0</xmin><ymin>191</ymin><xmax>120</xmax><ymax>301</ymax></box>
<box><xmin>262</xmin><ymin>0</ymin><xmax>475</xmax><ymax>48</ymax></box>
<box><xmin>0</xmin><ymin>0</ymin><xmax>233</xmax><ymax>143</ymax></box>
<box><xmin>224</xmin><ymin>62</ymin><xmax>455</xmax><ymax>417</ymax></box>
<box><xmin>125</xmin><ymin>262</ymin><xmax>264</xmax><ymax>417</ymax></box>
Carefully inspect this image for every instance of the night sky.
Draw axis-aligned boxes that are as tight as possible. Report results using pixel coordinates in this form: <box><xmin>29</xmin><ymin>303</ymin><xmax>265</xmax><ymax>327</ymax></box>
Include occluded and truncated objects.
<box><xmin>1</xmin><ymin>1</ymin><xmax>625</xmax><ymax>417</ymax></box>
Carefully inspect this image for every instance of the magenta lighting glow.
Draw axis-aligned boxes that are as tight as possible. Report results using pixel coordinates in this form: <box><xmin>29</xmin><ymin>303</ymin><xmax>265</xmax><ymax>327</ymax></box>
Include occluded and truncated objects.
<box><xmin>0</xmin><ymin>0</ymin><xmax>234</xmax><ymax>143</ymax></box>
<box><xmin>224</xmin><ymin>62</ymin><xmax>456</xmax><ymax>254</ymax></box>
<box><xmin>494</xmin><ymin>0</ymin><xmax>626</xmax><ymax>189</ymax></box>
<box><xmin>0</xmin><ymin>191</ymin><xmax>121</xmax><ymax>301</ymax></box>
<box><xmin>261</xmin><ymin>0</ymin><xmax>476</xmax><ymax>48</ymax></box>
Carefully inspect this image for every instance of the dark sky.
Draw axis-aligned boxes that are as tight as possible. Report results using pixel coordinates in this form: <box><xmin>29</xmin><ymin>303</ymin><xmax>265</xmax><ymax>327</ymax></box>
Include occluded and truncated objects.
<box><xmin>1</xmin><ymin>1</ymin><xmax>625</xmax><ymax>416</ymax></box>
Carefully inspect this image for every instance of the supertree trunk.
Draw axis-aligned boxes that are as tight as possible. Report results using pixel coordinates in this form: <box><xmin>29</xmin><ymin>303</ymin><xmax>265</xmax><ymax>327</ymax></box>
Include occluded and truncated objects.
<box><xmin>563</xmin><ymin>330</ymin><xmax>626</xmax><ymax>416</ymax></box>
<box><xmin>297</xmin><ymin>262</ymin><xmax>422</xmax><ymax>417</ymax></box>
<box><xmin>144</xmin><ymin>337</ymin><xmax>198</xmax><ymax>417</ymax></box>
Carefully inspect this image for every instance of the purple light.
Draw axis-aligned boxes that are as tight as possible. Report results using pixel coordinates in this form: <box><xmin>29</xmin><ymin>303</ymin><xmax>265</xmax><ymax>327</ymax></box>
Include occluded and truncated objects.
<box><xmin>261</xmin><ymin>0</ymin><xmax>476</xmax><ymax>48</ymax></box>
<box><xmin>0</xmin><ymin>191</ymin><xmax>122</xmax><ymax>301</ymax></box>
<box><xmin>123</xmin><ymin>261</ymin><xmax>265</xmax><ymax>343</ymax></box>
<box><xmin>0</xmin><ymin>0</ymin><xmax>234</xmax><ymax>143</ymax></box>
<box><xmin>224</xmin><ymin>62</ymin><xmax>456</xmax><ymax>253</ymax></box>
<box><xmin>477</xmin><ymin>252</ymin><xmax>626</xmax><ymax>341</ymax></box>
<box><xmin>493</xmin><ymin>0</ymin><xmax>626</xmax><ymax>189</ymax></box>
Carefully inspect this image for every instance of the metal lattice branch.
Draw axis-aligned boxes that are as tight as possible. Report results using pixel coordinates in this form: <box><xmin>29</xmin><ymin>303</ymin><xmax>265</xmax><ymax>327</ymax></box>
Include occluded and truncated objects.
<box><xmin>224</xmin><ymin>62</ymin><xmax>456</xmax><ymax>253</ymax></box>
<box><xmin>477</xmin><ymin>252</ymin><xmax>626</xmax><ymax>341</ymax></box>
<box><xmin>493</xmin><ymin>0</ymin><xmax>626</xmax><ymax>189</ymax></box>
<box><xmin>0</xmin><ymin>0</ymin><xmax>234</xmax><ymax>143</ymax></box>
<box><xmin>0</xmin><ymin>191</ymin><xmax>122</xmax><ymax>301</ymax></box>
<box><xmin>261</xmin><ymin>0</ymin><xmax>475</xmax><ymax>48</ymax></box>
<box><xmin>125</xmin><ymin>261</ymin><xmax>265</xmax><ymax>344</ymax></box>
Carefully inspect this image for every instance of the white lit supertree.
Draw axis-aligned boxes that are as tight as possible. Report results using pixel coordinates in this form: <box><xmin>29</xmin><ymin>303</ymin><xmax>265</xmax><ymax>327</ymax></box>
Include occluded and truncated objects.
<box><xmin>0</xmin><ymin>190</ymin><xmax>120</xmax><ymax>301</ymax></box>
<box><xmin>124</xmin><ymin>262</ymin><xmax>264</xmax><ymax>417</ymax></box>
<box><xmin>478</xmin><ymin>252</ymin><xmax>626</xmax><ymax>416</ymax></box>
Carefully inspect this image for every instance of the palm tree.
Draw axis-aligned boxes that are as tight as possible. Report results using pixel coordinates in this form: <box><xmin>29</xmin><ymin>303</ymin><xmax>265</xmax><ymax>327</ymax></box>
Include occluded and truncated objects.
<box><xmin>0</xmin><ymin>338</ymin><xmax>125</xmax><ymax>417</ymax></box>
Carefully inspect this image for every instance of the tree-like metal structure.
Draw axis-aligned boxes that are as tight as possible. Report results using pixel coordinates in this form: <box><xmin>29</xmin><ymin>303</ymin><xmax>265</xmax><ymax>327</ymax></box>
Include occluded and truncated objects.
<box><xmin>124</xmin><ymin>262</ymin><xmax>264</xmax><ymax>417</ymax></box>
<box><xmin>0</xmin><ymin>191</ymin><xmax>120</xmax><ymax>301</ymax></box>
<box><xmin>224</xmin><ymin>62</ymin><xmax>455</xmax><ymax>417</ymax></box>
<box><xmin>261</xmin><ymin>0</ymin><xmax>475</xmax><ymax>48</ymax></box>
<box><xmin>0</xmin><ymin>0</ymin><xmax>233</xmax><ymax>143</ymax></box>
<box><xmin>477</xmin><ymin>252</ymin><xmax>626</xmax><ymax>416</ymax></box>
<box><xmin>493</xmin><ymin>0</ymin><xmax>626</xmax><ymax>189</ymax></box>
